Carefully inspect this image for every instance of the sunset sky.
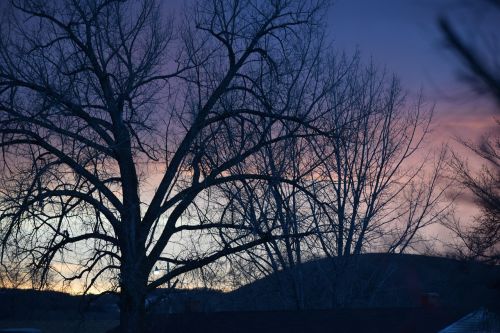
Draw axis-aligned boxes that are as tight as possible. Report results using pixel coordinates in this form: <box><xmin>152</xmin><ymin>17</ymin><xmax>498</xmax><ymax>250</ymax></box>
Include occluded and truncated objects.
<box><xmin>327</xmin><ymin>0</ymin><xmax>497</xmax><ymax>141</ymax></box>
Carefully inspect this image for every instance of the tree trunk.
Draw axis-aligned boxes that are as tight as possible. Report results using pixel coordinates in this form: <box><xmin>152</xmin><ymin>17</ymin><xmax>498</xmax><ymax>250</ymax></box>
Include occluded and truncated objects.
<box><xmin>119</xmin><ymin>270</ymin><xmax>147</xmax><ymax>333</ymax></box>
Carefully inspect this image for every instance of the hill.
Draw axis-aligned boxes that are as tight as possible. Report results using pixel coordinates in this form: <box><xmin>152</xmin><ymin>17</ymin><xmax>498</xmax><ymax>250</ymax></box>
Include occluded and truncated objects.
<box><xmin>222</xmin><ymin>253</ymin><xmax>500</xmax><ymax>311</ymax></box>
<box><xmin>0</xmin><ymin>288</ymin><xmax>119</xmax><ymax>321</ymax></box>
<box><xmin>1</xmin><ymin>254</ymin><xmax>499</xmax><ymax>317</ymax></box>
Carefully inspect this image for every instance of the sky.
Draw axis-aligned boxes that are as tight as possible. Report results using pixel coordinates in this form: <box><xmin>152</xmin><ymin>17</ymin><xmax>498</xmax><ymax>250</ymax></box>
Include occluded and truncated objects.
<box><xmin>327</xmin><ymin>0</ymin><xmax>498</xmax><ymax>140</ymax></box>
<box><xmin>328</xmin><ymin>0</ymin><xmax>455</xmax><ymax>95</ymax></box>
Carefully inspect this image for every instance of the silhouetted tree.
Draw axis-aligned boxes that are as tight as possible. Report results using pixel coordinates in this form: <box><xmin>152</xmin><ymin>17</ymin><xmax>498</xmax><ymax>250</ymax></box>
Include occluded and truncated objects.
<box><xmin>447</xmin><ymin>138</ymin><xmax>500</xmax><ymax>262</ymax></box>
<box><xmin>215</xmin><ymin>56</ymin><xmax>449</xmax><ymax>308</ymax></box>
<box><xmin>440</xmin><ymin>0</ymin><xmax>500</xmax><ymax>263</ymax></box>
<box><xmin>312</xmin><ymin>65</ymin><xmax>437</xmax><ymax>257</ymax></box>
<box><xmin>0</xmin><ymin>0</ymin><xmax>331</xmax><ymax>331</ymax></box>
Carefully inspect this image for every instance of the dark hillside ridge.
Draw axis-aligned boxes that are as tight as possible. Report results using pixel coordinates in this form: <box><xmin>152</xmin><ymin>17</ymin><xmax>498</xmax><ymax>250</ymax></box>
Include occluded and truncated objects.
<box><xmin>0</xmin><ymin>288</ymin><xmax>118</xmax><ymax>320</ymax></box>
<box><xmin>147</xmin><ymin>253</ymin><xmax>499</xmax><ymax>313</ymax></box>
<box><xmin>1</xmin><ymin>254</ymin><xmax>499</xmax><ymax>319</ymax></box>
<box><xmin>222</xmin><ymin>253</ymin><xmax>500</xmax><ymax>311</ymax></box>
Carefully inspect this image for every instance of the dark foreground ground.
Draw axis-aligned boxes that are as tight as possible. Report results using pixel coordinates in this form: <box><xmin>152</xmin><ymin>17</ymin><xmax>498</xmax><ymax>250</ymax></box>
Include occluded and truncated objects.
<box><xmin>0</xmin><ymin>305</ymin><xmax>497</xmax><ymax>333</ymax></box>
<box><xmin>0</xmin><ymin>319</ymin><xmax>117</xmax><ymax>333</ymax></box>
<box><xmin>141</xmin><ymin>307</ymin><xmax>478</xmax><ymax>333</ymax></box>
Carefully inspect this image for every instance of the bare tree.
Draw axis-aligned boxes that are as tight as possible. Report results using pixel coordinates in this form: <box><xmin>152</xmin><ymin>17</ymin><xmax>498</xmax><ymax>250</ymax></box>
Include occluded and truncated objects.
<box><xmin>440</xmin><ymin>0</ymin><xmax>500</xmax><ymax>263</ymax></box>
<box><xmin>310</xmin><ymin>61</ymin><xmax>440</xmax><ymax>258</ymax></box>
<box><xmin>386</xmin><ymin>148</ymin><xmax>452</xmax><ymax>254</ymax></box>
<box><xmin>304</xmin><ymin>60</ymin><xmax>448</xmax><ymax>307</ymax></box>
<box><xmin>213</xmin><ymin>55</ymin><xmax>449</xmax><ymax>309</ymax></box>
<box><xmin>0</xmin><ymin>0</ymin><xmax>332</xmax><ymax>332</ymax></box>
<box><xmin>446</xmin><ymin>135</ymin><xmax>500</xmax><ymax>262</ymax></box>
<box><xmin>216</xmin><ymin>136</ymin><xmax>321</xmax><ymax>309</ymax></box>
